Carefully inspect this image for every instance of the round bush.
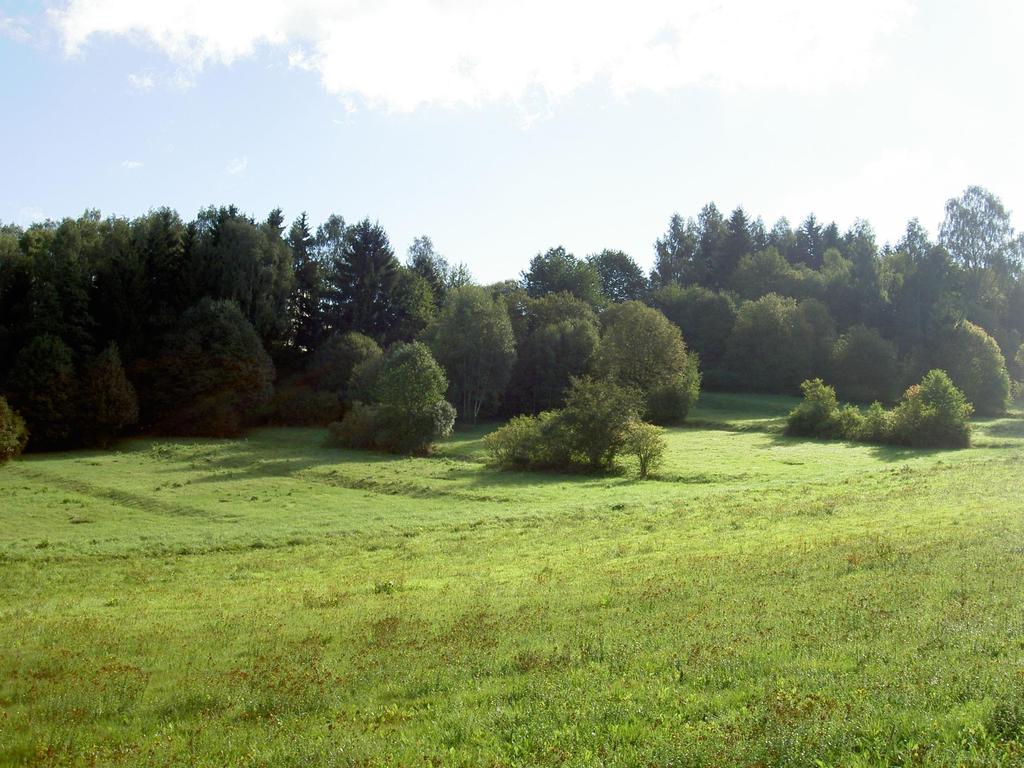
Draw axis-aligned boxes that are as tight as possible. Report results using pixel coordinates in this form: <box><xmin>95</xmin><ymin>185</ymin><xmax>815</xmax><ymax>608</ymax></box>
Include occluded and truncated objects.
<box><xmin>890</xmin><ymin>369</ymin><xmax>972</xmax><ymax>448</ymax></box>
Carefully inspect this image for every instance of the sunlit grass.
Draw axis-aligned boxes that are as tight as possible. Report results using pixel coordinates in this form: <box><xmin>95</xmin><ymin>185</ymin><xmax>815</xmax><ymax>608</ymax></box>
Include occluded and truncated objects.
<box><xmin>1</xmin><ymin>394</ymin><xmax>1023</xmax><ymax>766</ymax></box>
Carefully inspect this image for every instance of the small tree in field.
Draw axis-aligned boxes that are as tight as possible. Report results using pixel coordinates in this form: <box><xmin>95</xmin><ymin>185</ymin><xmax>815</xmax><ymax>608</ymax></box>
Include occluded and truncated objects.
<box><xmin>0</xmin><ymin>397</ymin><xmax>29</xmax><ymax>463</ymax></box>
<box><xmin>558</xmin><ymin>377</ymin><xmax>643</xmax><ymax>469</ymax></box>
<box><xmin>623</xmin><ymin>420</ymin><xmax>666</xmax><ymax>479</ymax></box>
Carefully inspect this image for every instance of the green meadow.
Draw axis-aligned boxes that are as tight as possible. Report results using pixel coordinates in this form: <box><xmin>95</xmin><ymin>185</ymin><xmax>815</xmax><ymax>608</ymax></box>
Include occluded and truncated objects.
<box><xmin>2</xmin><ymin>393</ymin><xmax>1024</xmax><ymax>767</ymax></box>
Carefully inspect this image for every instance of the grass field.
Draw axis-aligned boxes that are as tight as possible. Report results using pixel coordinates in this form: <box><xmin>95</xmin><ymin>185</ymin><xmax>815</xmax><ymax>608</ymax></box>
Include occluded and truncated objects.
<box><xmin>2</xmin><ymin>394</ymin><xmax>1024</xmax><ymax>766</ymax></box>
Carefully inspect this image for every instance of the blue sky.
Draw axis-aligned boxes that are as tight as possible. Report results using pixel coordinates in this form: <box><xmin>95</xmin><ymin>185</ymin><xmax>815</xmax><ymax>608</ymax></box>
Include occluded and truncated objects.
<box><xmin>1</xmin><ymin>0</ymin><xmax>1022</xmax><ymax>283</ymax></box>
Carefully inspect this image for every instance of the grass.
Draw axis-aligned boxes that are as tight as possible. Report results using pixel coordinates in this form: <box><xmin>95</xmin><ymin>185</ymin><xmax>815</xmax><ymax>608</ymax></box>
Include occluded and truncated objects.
<box><xmin>1</xmin><ymin>393</ymin><xmax>1024</xmax><ymax>766</ymax></box>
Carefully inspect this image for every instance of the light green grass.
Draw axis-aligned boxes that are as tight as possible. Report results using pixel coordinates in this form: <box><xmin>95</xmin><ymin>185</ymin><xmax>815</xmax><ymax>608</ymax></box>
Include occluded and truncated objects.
<box><xmin>2</xmin><ymin>394</ymin><xmax>1024</xmax><ymax>766</ymax></box>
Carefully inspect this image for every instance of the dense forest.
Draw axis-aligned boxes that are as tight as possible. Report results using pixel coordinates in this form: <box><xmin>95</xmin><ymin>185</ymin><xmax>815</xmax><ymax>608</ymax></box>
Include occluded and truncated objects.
<box><xmin>0</xmin><ymin>186</ymin><xmax>1021</xmax><ymax>454</ymax></box>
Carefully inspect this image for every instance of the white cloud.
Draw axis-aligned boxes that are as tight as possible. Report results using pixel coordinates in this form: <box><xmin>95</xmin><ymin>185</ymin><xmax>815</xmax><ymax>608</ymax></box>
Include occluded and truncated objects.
<box><xmin>226</xmin><ymin>156</ymin><xmax>248</xmax><ymax>175</ymax></box>
<box><xmin>0</xmin><ymin>14</ymin><xmax>31</xmax><ymax>42</ymax></box>
<box><xmin>127</xmin><ymin>72</ymin><xmax>154</xmax><ymax>90</ymax></box>
<box><xmin>50</xmin><ymin>0</ymin><xmax>917</xmax><ymax>113</ymax></box>
<box><xmin>121</xmin><ymin>159</ymin><xmax>143</xmax><ymax>169</ymax></box>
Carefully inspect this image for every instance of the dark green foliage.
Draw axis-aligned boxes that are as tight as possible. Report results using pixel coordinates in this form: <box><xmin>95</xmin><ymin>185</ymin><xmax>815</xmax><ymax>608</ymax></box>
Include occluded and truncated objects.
<box><xmin>80</xmin><ymin>344</ymin><xmax>139</xmax><ymax>447</ymax></box>
<box><xmin>650</xmin><ymin>283</ymin><xmax>737</xmax><ymax>374</ymax></box>
<box><xmin>6</xmin><ymin>335</ymin><xmax>78</xmax><ymax>450</ymax></box>
<box><xmin>505</xmin><ymin>292</ymin><xmax>599</xmax><ymax>414</ymax></box>
<box><xmin>426</xmin><ymin>286</ymin><xmax>516</xmax><ymax>420</ymax></box>
<box><xmin>264</xmin><ymin>386</ymin><xmax>342</xmax><ymax>426</ymax></box>
<box><xmin>586</xmin><ymin>249</ymin><xmax>647</xmax><ymax>303</ymax></box>
<box><xmin>726</xmin><ymin>294</ymin><xmax>834</xmax><ymax>393</ymax></box>
<box><xmin>932</xmin><ymin>321</ymin><xmax>1010</xmax><ymax>416</ymax></box>
<box><xmin>830</xmin><ymin>325</ymin><xmax>901</xmax><ymax>404</ymax></box>
<box><xmin>595</xmin><ymin>301</ymin><xmax>700</xmax><ymax>424</ymax></box>
<box><xmin>0</xmin><ymin>396</ymin><xmax>28</xmax><ymax>463</ymax></box>
<box><xmin>287</xmin><ymin>212</ymin><xmax>324</xmax><ymax>354</ymax></box>
<box><xmin>521</xmin><ymin>246</ymin><xmax>602</xmax><ymax>306</ymax></box>
<box><xmin>646</xmin><ymin>352</ymin><xmax>702</xmax><ymax>425</ymax></box>
<box><xmin>324</xmin><ymin>219</ymin><xmax>400</xmax><ymax>339</ymax></box>
<box><xmin>890</xmin><ymin>370</ymin><xmax>973</xmax><ymax>448</ymax></box>
<box><xmin>328</xmin><ymin>402</ymin><xmax>379</xmax><ymax>450</ymax></box>
<box><xmin>305</xmin><ymin>332</ymin><xmax>382</xmax><ymax>395</ymax></box>
<box><xmin>142</xmin><ymin>299</ymin><xmax>274</xmax><ymax>437</ymax></box>
<box><xmin>386</xmin><ymin>268</ymin><xmax>436</xmax><ymax>342</ymax></box>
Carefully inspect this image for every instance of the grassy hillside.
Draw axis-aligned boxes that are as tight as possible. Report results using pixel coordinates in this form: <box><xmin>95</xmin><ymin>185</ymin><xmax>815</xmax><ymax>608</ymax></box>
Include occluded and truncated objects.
<box><xmin>2</xmin><ymin>394</ymin><xmax>1024</xmax><ymax>766</ymax></box>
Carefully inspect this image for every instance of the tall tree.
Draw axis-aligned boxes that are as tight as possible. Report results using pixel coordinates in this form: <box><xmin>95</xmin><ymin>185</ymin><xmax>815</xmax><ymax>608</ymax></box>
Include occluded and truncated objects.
<box><xmin>652</xmin><ymin>214</ymin><xmax>699</xmax><ymax>286</ymax></box>
<box><xmin>287</xmin><ymin>212</ymin><xmax>323</xmax><ymax>354</ymax></box>
<box><xmin>324</xmin><ymin>218</ymin><xmax>400</xmax><ymax>339</ymax></box>
<box><xmin>587</xmin><ymin>249</ymin><xmax>646</xmax><ymax>303</ymax></box>
<box><xmin>425</xmin><ymin>286</ymin><xmax>516</xmax><ymax>420</ymax></box>
<box><xmin>521</xmin><ymin>246</ymin><xmax>602</xmax><ymax>306</ymax></box>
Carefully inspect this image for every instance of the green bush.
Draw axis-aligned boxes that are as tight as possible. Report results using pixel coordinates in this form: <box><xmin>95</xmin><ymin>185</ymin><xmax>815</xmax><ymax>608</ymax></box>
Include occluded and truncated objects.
<box><xmin>556</xmin><ymin>377</ymin><xmax>644</xmax><ymax>469</ymax></box>
<box><xmin>786</xmin><ymin>379</ymin><xmax>846</xmax><ymax>439</ymax></box>
<box><xmin>142</xmin><ymin>299</ymin><xmax>274</xmax><ymax>437</ymax></box>
<box><xmin>484</xmin><ymin>415</ymin><xmax>545</xmax><ymax>468</ymax></box>
<box><xmin>329</xmin><ymin>342</ymin><xmax>456</xmax><ymax>454</ymax></box>
<box><xmin>855</xmin><ymin>401</ymin><xmax>894</xmax><ymax>443</ymax></box>
<box><xmin>787</xmin><ymin>371</ymin><xmax>971</xmax><ymax>449</ymax></box>
<box><xmin>265</xmin><ymin>385</ymin><xmax>343</xmax><ymax>426</ymax></box>
<box><xmin>622</xmin><ymin>420</ymin><xmax>666</xmax><ymax>479</ymax></box>
<box><xmin>890</xmin><ymin>370</ymin><xmax>972</xmax><ymax>448</ymax></box>
<box><xmin>327</xmin><ymin>403</ymin><xmax>379</xmax><ymax>450</ymax></box>
<box><xmin>0</xmin><ymin>396</ymin><xmax>29</xmax><ymax>463</ymax></box>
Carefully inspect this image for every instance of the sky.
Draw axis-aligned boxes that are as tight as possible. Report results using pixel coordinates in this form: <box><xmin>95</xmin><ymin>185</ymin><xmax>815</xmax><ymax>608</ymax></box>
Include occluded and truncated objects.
<box><xmin>1</xmin><ymin>0</ymin><xmax>1022</xmax><ymax>283</ymax></box>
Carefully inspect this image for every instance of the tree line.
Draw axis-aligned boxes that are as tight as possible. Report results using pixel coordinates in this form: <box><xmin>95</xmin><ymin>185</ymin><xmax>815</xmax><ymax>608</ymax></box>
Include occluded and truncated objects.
<box><xmin>0</xmin><ymin>186</ymin><xmax>1021</xmax><ymax>457</ymax></box>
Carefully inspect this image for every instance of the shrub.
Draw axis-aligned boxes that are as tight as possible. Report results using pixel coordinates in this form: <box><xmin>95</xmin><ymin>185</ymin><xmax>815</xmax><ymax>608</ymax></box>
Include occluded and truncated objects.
<box><xmin>830</xmin><ymin>325</ymin><xmax>901</xmax><ymax>403</ymax></box>
<box><xmin>0</xmin><ymin>396</ymin><xmax>28</xmax><ymax>463</ymax></box>
<box><xmin>484</xmin><ymin>415</ymin><xmax>545</xmax><ymax>467</ymax></box>
<box><xmin>890</xmin><ymin>370</ymin><xmax>972</xmax><ymax>448</ymax></box>
<box><xmin>933</xmin><ymin>321</ymin><xmax>1010</xmax><ymax>416</ymax></box>
<box><xmin>622</xmin><ymin>420</ymin><xmax>666</xmax><ymax>479</ymax></box>
<box><xmin>558</xmin><ymin>377</ymin><xmax>644</xmax><ymax>469</ymax></box>
<box><xmin>328</xmin><ymin>403</ymin><xmax>379</xmax><ymax>450</ymax></box>
<box><xmin>786</xmin><ymin>379</ymin><xmax>845</xmax><ymax>439</ymax></box>
<box><xmin>265</xmin><ymin>385</ymin><xmax>343</xmax><ymax>426</ymax></box>
<box><xmin>855</xmin><ymin>401</ymin><xmax>893</xmax><ymax>443</ymax></box>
